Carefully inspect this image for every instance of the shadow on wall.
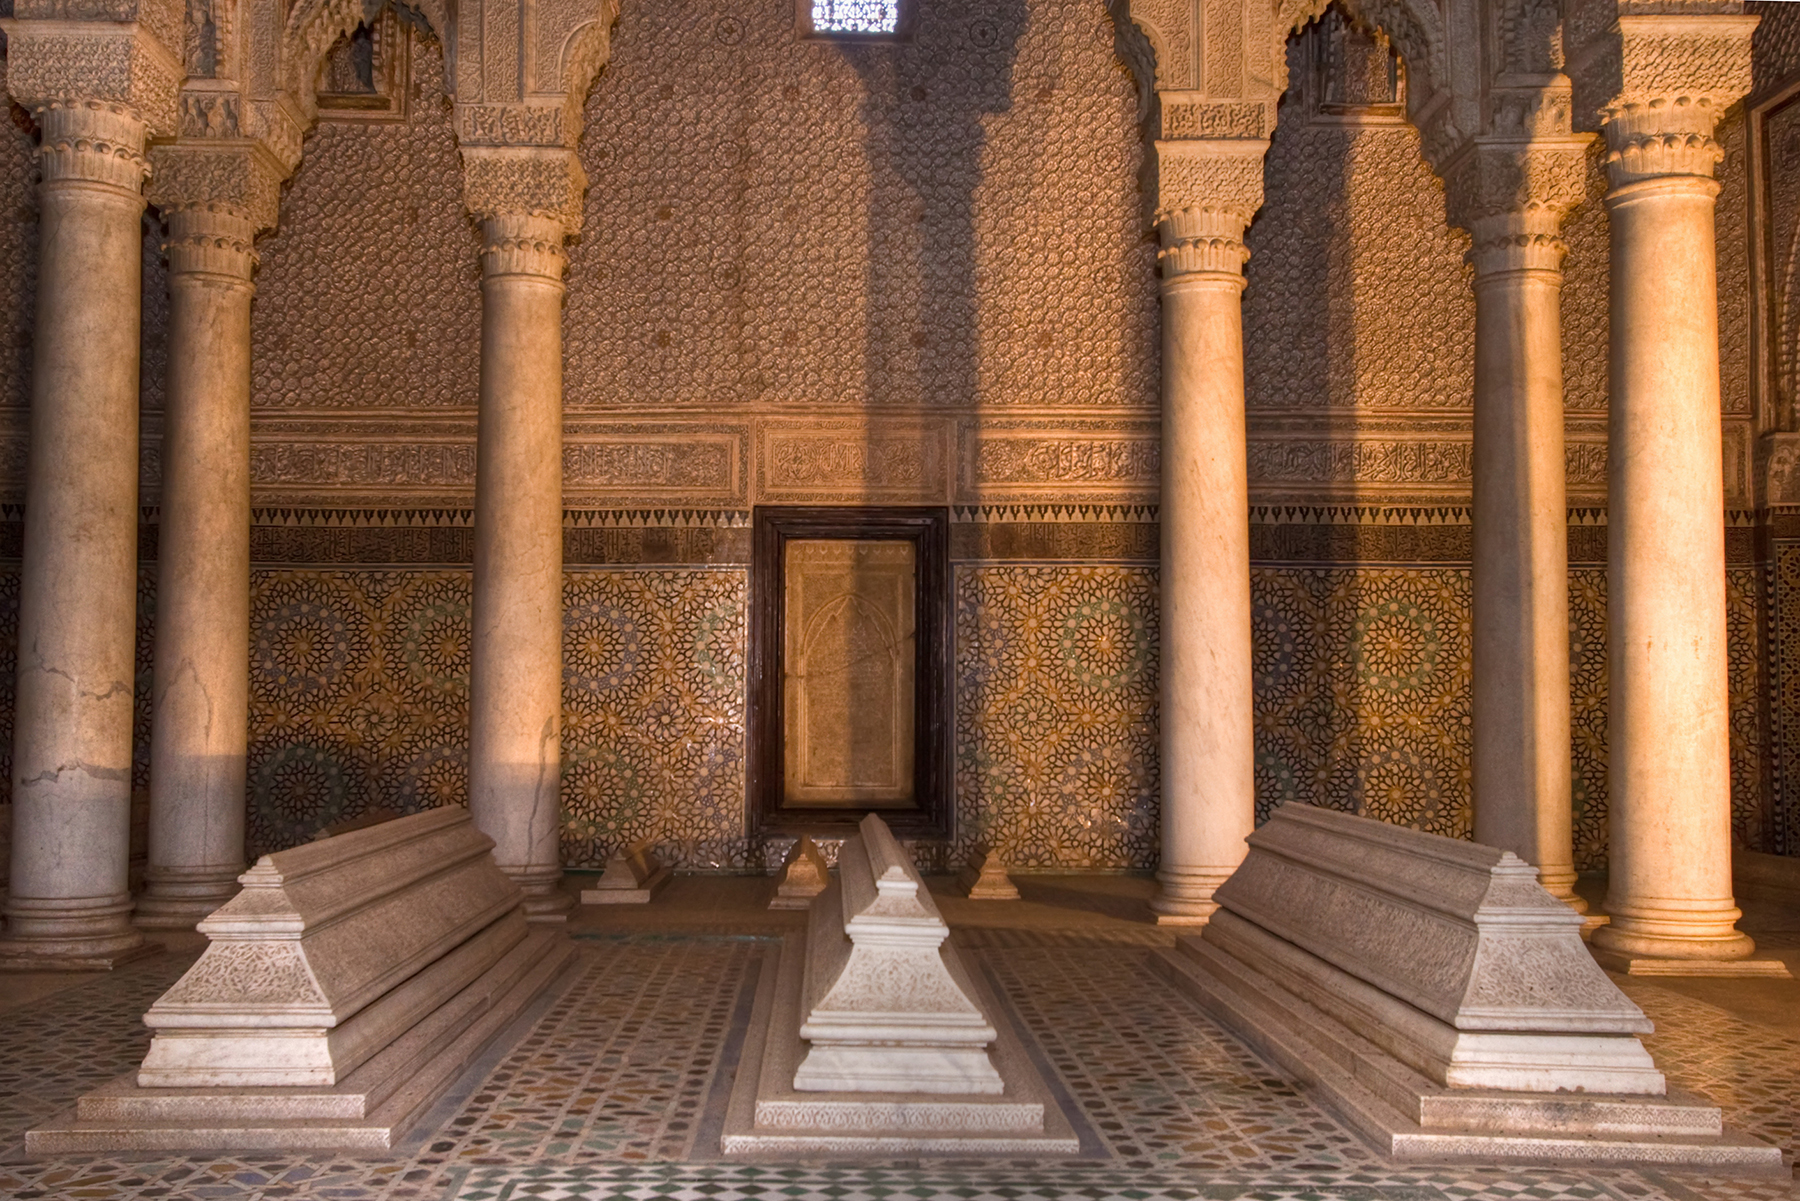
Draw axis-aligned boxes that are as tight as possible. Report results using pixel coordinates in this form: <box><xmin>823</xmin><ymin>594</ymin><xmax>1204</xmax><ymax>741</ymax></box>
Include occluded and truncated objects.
<box><xmin>834</xmin><ymin>0</ymin><xmax>1024</xmax><ymax>420</ymax></box>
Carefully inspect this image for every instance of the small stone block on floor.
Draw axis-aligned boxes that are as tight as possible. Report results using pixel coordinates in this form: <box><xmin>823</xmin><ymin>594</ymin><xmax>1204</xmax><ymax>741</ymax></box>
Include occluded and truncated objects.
<box><xmin>958</xmin><ymin>846</ymin><xmax>1020</xmax><ymax>901</ymax></box>
<box><xmin>768</xmin><ymin>837</ymin><xmax>829</xmax><ymax>911</ymax></box>
<box><xmin>581</xmin><ymin>839</ymin><xmax>671</xmax><ymax>905</ymax></box>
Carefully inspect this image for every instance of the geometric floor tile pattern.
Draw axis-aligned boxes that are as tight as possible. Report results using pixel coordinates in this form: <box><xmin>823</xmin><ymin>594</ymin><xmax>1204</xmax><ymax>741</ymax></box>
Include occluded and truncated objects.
<box><xmin>0</xmin><ymin>930</ymin><xmax>1794</xmax><ymax>1201</ymax></box>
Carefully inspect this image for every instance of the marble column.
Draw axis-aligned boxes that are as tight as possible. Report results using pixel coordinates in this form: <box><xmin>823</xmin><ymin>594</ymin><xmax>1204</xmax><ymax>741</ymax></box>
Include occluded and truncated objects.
<box><xmin>1462</xmin><ymin>141</ymin><xmax>1590</xmax><ymax>918</ymax></box>
<box><xmin>468</xmin><ymin>211</ymin><xmax>571</xmax><ymax>921</ymax></box>
<box><xmin>1590</xmin><ymin>80</ymin><xmax>1774</xmax><ymax>971</ymax></box>
<box><xmin>0</xmin><ymin>101</ymin><xmax>154</xmax><ymax>967</ymax></box>
<box><xmin>135</xmin><ymin>156</ymin><xmax>274</xmax><ymax>928</ymax></box>
<box><xmin>1149</xmin><ymin>139</ymin><xmax>1265</xmax><ymax>925</ymax></box>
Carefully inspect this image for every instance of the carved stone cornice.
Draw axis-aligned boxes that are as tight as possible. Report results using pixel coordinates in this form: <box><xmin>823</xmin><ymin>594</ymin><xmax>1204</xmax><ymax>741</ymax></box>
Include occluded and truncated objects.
<box><xmin>0</xmin><ymin>18</ymin><xmax>183</xmax><ymax>138</ymax></box>
<box><xmin>1154</xmin><ymin>138</ymin><xmax>1267</xmax><ymax>284</ymax></box>
<box><xmin>10</xmin><ymin>0</ymin><xmax>184</xmax><ymax>75</ymax></box>
<box><xmin>1444</xmin><ymin>135</ymin><xmax>1593</xmax><ymax>276</ymax></box>
<box><xmin>177</xmin><ymin>87</ymin><xmax>306</xmax><ymax>176</ymax></box>
<box><xmin>460</xmin><ymin>144</ymin><xmax>588</xmax><ymax>238</ymax></box>
<box><xmin>479</xmin><ymin>213</ymin><xmax>569</xmax><ymax>283</ymax></box>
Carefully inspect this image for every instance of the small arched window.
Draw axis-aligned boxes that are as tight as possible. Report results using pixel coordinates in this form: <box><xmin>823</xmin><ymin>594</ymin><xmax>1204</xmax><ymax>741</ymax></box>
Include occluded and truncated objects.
<box><xmin>800</xmin><ymin>0</ymin><xmax>911</xmax><ymax>39</ymax></box>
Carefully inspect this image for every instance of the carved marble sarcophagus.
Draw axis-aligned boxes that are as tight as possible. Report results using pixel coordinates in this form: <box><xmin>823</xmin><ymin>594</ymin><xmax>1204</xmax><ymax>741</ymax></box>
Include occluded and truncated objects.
<box><xmin>1153</xmin><ymin>803</ymin><xmax>1783</xmax><ymax>1171</ymax></box>
<box><xmin>28</xmin><ymin>807</ymin><xmax>574</xmax><ymax>1153</ymax></box>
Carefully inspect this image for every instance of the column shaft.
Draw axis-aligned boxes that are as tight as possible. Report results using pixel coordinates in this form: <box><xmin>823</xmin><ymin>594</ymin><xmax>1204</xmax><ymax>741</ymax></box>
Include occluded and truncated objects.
<box><xmin>1594</xmin><ymin>169</ymin><xmax>1754</xmax><ymax>961</ymax></box>
<box><xmin>469</xmin><ymin>214</ymin><xmax>569</xmax><ymax>921</ymax></box>
<box><xmin>1</xmin><ymin>103</ymin><xmax>151</xmax><ymax>965</ymax></box>
<box><xmin>1470</xmin><ymin>221</ymin><xmax>1581</xmax><ymax>909</ymax></box>
<box><xmin>1151</xmin><ymin>207</ymin><xmax>1256</xmax><ymax>924</ymax></box>
<box><xmin>137</xmin><ymin>206</ymin><xmax>255</xmax><ymax>928</ymax></box>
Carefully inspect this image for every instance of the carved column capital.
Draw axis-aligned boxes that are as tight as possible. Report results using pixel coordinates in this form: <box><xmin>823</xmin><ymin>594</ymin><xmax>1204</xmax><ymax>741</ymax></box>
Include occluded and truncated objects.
<box><xmin>460</xmin><ymin>143</ymin><xmax>587</xmax><ymax>243</ymax></box>
<box><xmin>1446</xmin><ymin>136</ymin><xmax>1593</xmax><ymax>276</ymax></box>
<box><xmin>479</xmin><ymin>213</ymin><xmax>569</xmax><ymax>282</ymax></box>
<box><xmin>1575</xmin><ymin>13</ymin><xmax>1758</xmax><ymax>188</ymax></box>
<box><xmin>1153</xmin><ymin>138</ymin><xmax>1268</xmax><ymax>285</ymax></box>
<box><xmin>147</xmin><ymin>139</ymin><xmax>285</xmax><ymax>281</ymax></box>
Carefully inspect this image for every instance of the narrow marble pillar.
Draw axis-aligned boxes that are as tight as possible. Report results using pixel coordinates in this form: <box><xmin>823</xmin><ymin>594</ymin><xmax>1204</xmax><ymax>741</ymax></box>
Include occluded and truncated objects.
<box><xmin>135</xmin><ymin>198</ymin><xmax>258</xmax><ymax>929</ymax></box>
<box><xmin>1591</xmin><ymin>84</ymin><xmax>1772</xmax><ymax>971</ymax></box>
<box><xmin>0</xmin><ymin>102</ymin><xmax>153</xmax><ymax>967</ymax></box>
<box><xmin>1461</xmin><ymin>141</ymin><xmax>1590</xmax><ymax>918</ymax></box>
<box><xmin>1148</xmin><ymin>138</ymin><xmax>1265</xmax><ymax>925</ymax></box>
<box><xmin>469</xmin><ymin>212</ymin><xmax>570</xmax><ymax>922</ymax></box>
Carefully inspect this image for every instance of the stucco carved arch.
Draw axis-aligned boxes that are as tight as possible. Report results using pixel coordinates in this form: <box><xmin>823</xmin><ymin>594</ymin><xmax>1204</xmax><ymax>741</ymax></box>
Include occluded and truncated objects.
<box><xmin>279</xmin><ymin>0</ymin><xmax>452</xmax><ymax>122</ymax></box>
<box><xmin>554</xmin><ymin>3</ymin><xmax>622</xmax><ymax>142</ymax></box>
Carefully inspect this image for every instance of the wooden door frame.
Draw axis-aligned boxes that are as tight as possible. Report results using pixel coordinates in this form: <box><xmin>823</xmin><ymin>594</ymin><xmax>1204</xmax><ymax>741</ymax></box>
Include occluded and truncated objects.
<box><xmin>748</xmin><ymin>505</ymin><xmax>952</xmax><ymax>840</ymax></box>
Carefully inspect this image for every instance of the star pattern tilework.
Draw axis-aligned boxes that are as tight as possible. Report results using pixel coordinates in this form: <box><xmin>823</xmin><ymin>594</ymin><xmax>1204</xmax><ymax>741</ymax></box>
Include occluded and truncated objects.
<box><xmin>560</xmin><ymin>569</ymin><xmax>748</xmax><ymax>870</ymax></box>
<box><xmin>247</xmin><ymin>569</ymin><xmax>475</xmax><ymax>857</ymax></box>
<box><xmin>1569</xmin><ymin>568</ymin><xmax>1609</xmax><ymax>872</ymax></box>
<box><xmin>953</xmin><ymin>565</ymin><xmax>1160</xmax><ymax>870</ymax></box>
<box><xmin>1250</xmin><ymin>567</ymin><xmax>1473</xmax><ymax>841</ymax></box>
<box><xmin>0</xmin><ymin>553</ymin><xmax>1769</xmax><ymax>875</ymax></box>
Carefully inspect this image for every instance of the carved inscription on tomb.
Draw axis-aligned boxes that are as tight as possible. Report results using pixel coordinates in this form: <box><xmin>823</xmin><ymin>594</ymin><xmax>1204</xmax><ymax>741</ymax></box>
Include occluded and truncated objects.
<box><xmin>251</xmin><ymin>442</ymin><xmax>476</xmax><ymax>488</ymax></box>
<box><xmin>564</xmin><ymin>436</ymin><xmax>741</xmax><ymax>501</ymax></box>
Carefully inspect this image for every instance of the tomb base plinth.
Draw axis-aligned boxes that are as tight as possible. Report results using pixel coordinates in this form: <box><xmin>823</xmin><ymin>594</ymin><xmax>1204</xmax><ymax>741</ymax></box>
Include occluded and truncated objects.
<box><xmin>1152</xmin><ymin>934</ymin><xmax>1783</xmax><ymax>1172</ymax></box>
<box><xmin>27</xmin><ymin>928</ymin><xmax>574</xmax><ymax>1155</ymax></box>
<box><xmin>720</xmin><ymin>936</ymin><xmax>1079</xmax><ymax>1156</ymax></box>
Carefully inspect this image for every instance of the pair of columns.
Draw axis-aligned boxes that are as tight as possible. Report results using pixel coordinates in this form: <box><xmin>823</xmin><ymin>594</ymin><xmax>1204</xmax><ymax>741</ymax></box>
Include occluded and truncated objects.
<box><xmin>0</xmin><ymin>89</ymin><xmax>574</xmax><ymax>960</ymax></box>
<box><xmin>1153</xmin><ymin>62</ymin><xmax>1767</xmax><ymax>969</ymax></box>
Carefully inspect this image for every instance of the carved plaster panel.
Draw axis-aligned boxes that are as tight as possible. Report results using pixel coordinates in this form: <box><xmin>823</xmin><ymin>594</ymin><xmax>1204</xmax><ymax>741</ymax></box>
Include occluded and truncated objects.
<box><xmin>250</xmin><ymin>36</ymin><xmax>481</xmax><ymax>414</ymax></box>
<box><xmin>957</xmin><ymin>421</ymin><xmax>1161</xmax><ymax>504</ymax></box>
<box><xmin>560</xmin><ymin>0</ymin><xmax>1155</xmax><ymax>413</ymax></box>
<box><xmin>0</xmin><ymin>54</ymin><xmax>36</xmax><ymax>416</ymax></box>
<box><xmin>1244</xmin><ymin>70</ymin><xmax>1477</xmax><ymax>415</ymax></box>
<box><xmin>758</xmin><ymin>419</ymin><xmax>952</xmax><ymax>505</ymax></box>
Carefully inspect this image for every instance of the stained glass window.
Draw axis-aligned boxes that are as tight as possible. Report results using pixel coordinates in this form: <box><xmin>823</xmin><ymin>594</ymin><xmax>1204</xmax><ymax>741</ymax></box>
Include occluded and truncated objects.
<box><xmin>810</xmin><ymin>0</ymin><xmax>901</xmax><ymax>35</ymax></box>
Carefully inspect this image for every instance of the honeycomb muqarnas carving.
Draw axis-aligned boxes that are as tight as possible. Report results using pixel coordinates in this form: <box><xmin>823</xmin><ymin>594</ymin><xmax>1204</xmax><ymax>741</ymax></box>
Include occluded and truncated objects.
<box><xmin>1244</xmin><ymin>42</ymin><xmax>1476</xmax><ymax>414</ymax></box>
<box><xmin>250</xmin><ymin>35</ymin><xmax>480</xmax><ymax>411</ymax></box>
<box><xmin>563</xmin><ymin>0</ymin><xmax>1157</xmax><ymax>412</ymax></box>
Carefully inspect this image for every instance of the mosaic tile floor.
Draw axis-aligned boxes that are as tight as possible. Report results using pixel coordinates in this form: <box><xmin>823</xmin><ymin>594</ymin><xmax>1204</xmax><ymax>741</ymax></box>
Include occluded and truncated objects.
<box><xmin>0</xmin><ymin>915</ymin><xmax>1794</xmax><ymax>1201</ymax></box>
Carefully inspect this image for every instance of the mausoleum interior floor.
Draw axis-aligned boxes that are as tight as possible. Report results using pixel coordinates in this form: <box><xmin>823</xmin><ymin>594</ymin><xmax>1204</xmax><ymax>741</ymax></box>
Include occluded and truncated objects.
<box><xmin>1</xmin><ymin>873</ymin><xmax>1796</xmax><ymax>1201</ymax></box>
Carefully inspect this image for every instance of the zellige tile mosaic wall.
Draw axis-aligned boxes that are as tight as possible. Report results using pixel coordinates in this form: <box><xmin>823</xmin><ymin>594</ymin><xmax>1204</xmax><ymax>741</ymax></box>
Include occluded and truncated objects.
<box><xmin>0</xmin><ymin>558</ymin><xmax>1779</xmax><ymax>879</ymax></box>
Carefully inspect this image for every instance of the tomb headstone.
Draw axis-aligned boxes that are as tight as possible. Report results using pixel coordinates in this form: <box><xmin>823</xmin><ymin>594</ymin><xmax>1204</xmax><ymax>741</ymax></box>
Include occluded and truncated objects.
<box><xmin>768</xmin><ymin>837</ymin><xmax>830</xmax><ymax>910</ymax></box>
<box><xmin>580</xmin><ymin>838</ymin><xmax>671</xmax><ymax>904</ymax></box>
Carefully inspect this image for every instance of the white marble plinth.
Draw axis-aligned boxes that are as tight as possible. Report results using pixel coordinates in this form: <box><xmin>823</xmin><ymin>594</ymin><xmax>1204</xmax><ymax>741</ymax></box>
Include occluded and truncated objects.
<box><xmin>720</xmin><ymin>935</ymin><xmax>1078</xmax><ymax>1156</ymax></box>
<box><xmin>1147</xmin><ymin>804</ymin><xmax>1785</xmax><ymax>1171</ymax></box>
<box><xmin>1152</xmin><ymin>934</ymin><xmax>1781</xmax><ymax>1172</ymax></box>
<box><xmin>793</xmin><ymin>815</ymin><xmax>1001</xmax><ymax>1095</ymax></box>
<box><xmin>139</xmin><ymin>807</ymin><xmax>527</xmax><ymax>1088</ymax></box>
<box><xmin>26</xmin><ymin>928</ymin><xmax>574</xmax><ymax>1154</ymax></box>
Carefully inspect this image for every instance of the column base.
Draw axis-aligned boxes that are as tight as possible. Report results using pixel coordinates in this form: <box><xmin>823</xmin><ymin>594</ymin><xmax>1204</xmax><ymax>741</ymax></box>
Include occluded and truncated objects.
<box><xmin>1149</xmin><ymin>866</ymin><xmax>1234</xmax><ymax>926</ymax></box>
<box><xmin>1588</xmin><ymin>947</ymin><xmax>1791</xmax><ymax>977</ymax></box>
<box><xmin>134</xmin><ymin>865</ymin><xmax>244</xmax><ymax>930</ymax></box>
<box><xmin>509</xmin><ymin>866</ymin><xmax>574</xmax><ymax>924</ymax></box>
<box><xmin>1590</xmin><ymin>903</ymin><xmax>1789</xmax><ymax>976</ymax></box>
<box><xmin>0</xmin><ymin>893</ymin><xmax>156</xmax><ymax>970</ymax></box>
<box><xmin>1538</xmin><ymin>877</ymin><xmax>1612</xmax><ymax>939</ymax></box>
